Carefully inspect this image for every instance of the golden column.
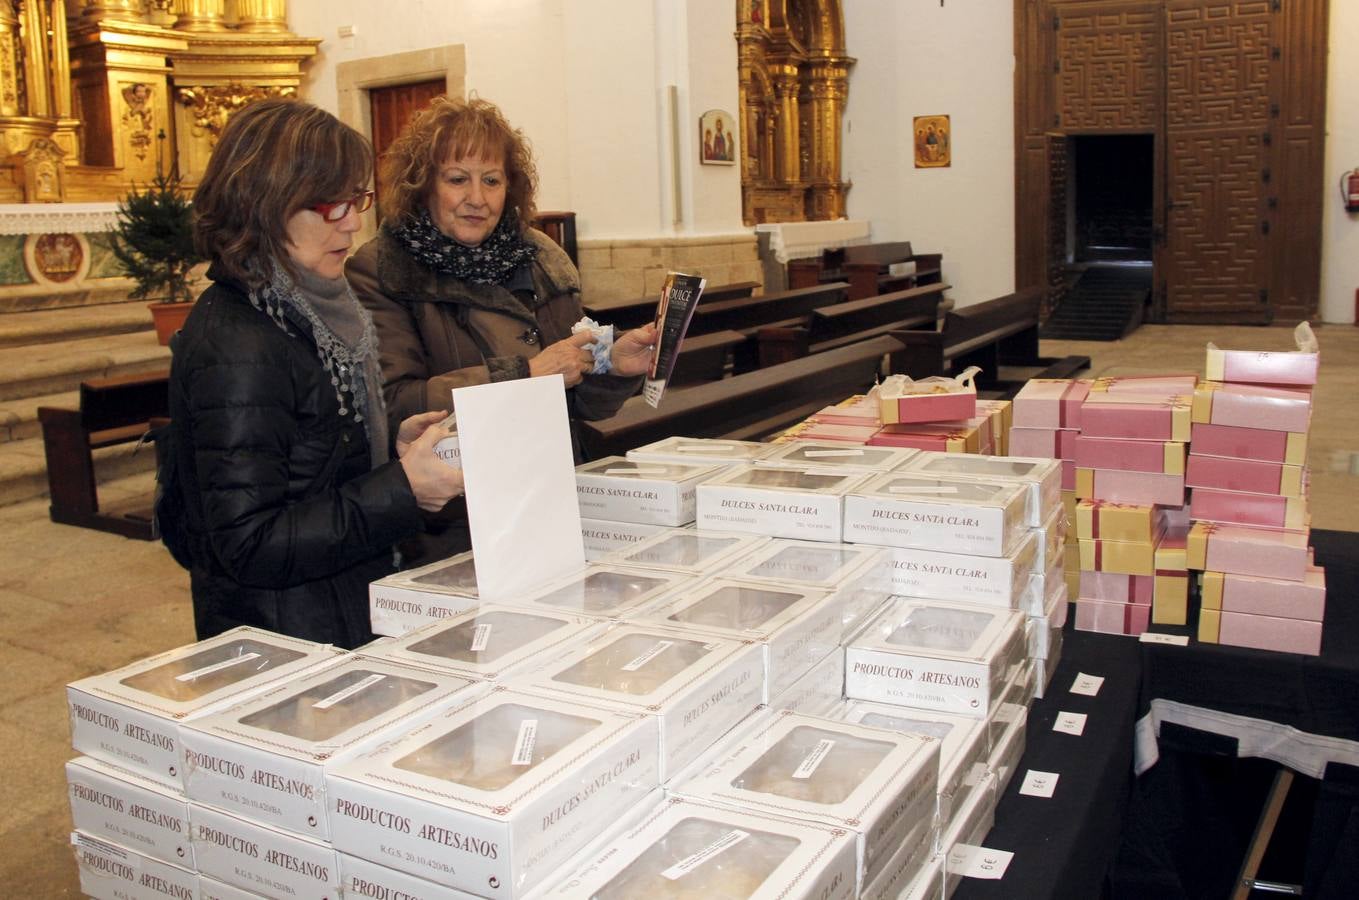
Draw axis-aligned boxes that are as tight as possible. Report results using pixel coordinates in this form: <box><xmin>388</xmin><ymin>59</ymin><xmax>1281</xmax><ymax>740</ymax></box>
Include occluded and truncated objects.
<box><xmin>174</xmin><ymin>0</ymin><xmax>229</xmax><ymax>32</ymax></box>
<box><xmin>770</xmin><ymin>63</ymin><xmax>801</xmax><ymax>186</ymax></box>
<box><xmin>801</xmin><ymin>55</ymin><xmax>853</xmax><ymax>221</ymax></box>
<box><xmin>233</xmin><ymin>0</ymin><xmax>289</xmax><ymax>34</ymax></box>
<box><xmin>74</xmin><ymin>0</ymin><xmax>144</xmax><ymax>21</ymax></box>
<box><xmin>0</xmin><ymin>5</ymin><xmax>19</xmax><ymax>118</ymax></box>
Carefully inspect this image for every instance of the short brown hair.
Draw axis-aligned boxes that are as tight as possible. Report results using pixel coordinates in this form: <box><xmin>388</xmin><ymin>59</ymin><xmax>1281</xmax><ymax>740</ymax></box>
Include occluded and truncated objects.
<box><xmin>378</xmin><ymin>95</ymin><xmax>537</xmax><ymax>231</ymax></box>
<box><xmin>193</xmin><ymin>98</ymin><xmax>373</xmax><ymax>285</ymax></box>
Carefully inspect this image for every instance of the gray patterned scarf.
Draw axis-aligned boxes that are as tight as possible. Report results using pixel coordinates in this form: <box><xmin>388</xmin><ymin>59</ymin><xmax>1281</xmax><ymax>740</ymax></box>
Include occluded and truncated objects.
<box><xmin>385</xmin><ymin>207</ymin><xmax>537</xmax><ymax>285</ymax></box>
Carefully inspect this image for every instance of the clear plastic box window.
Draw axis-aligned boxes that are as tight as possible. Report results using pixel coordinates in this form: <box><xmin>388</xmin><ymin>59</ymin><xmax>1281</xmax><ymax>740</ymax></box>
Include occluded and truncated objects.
<box><xmin>533</xmin><ymin>571</ymin><xmax>671</xmax><ymax>613</ymax></box>
<box><xmin>666</xmin><ymin>585</ymin><xmax>805</xmax><ymax>631</ymax></box>
<box><xmin>578</xmin><ymin>459</ymin><xmax>705</xmax><ymax>480</ymax></box>
<box><xmin>117</xmin><ymin>639</ymin><xmax>307</xmax><ymax>703</ymax></box>
<box><xmin>392</xmin><ymin>704</ymin><xmax>601</xmax><ymax>791</ymax></box>
<box><xmin>913</xmin><ymin>456</ymin><xmax>1046</xmax><ymax>478</ymax></box>
<box><xmin>731</xmin><ymin>724</ymin><xmax>895</xmax><ymax>804</ymax></box>
<box><xmin>858</xmin><ymin>712</ymin><xmax>954</xmax><ymax>742</ymax></box>
<box><xmin>728</xmin><ymin>468</ymin><xmax>850</xmax><ymax>491</ymax></box>
<box><xmin>878</xmin><ymin>476</ymin><xmax>1009</xmax><ymax>503</ymax></box>
<box><xmin>774</xmin><ymin>444</ymin><xmax>899</xmax><ymax>468</ymax></box>
<box><xmin>410</xmin><ymin>556</ymin><xmax>478</xmax><ymax>592</ymax></box>
<box><xmin>743</xmin><ymin>545</ymin><xmax>863</xmax><ymax>583</ymax></box>
<box><xmin>550</xmin><ymin>633</ymin><xmax>715</xmax><ymax>696</ymax></box>
<box><xmin>236</xmin><ymin>669</ymin><xmax>438</xmax><ymax>742</ymax></box>
<box><xmin>886</xmin><ymin>607</ymin><xmax>997</xmax><ymax>653</ymax></box>
<box><xmin>407</xmin><ymin>610</ymin><xmax>566</xmax><ymax>665</ymax></box>
<box><xmin>618</xmin><ymin>533</ymin><xmax>743</xmax><ymax>569</ymax></box>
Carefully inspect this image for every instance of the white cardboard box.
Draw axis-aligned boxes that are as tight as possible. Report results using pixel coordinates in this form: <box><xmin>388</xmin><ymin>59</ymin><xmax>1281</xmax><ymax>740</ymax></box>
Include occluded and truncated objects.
<box><xmin>627</xmin><ymin>436</ymin><xmax>777</xmax><ymax>466</ymax></box>
<box><xmin>71</xmin><ymin>830</ymin><xmax>198</xmax><ymax>900</ymax></box>
<box><xmin>360</xmin><ymin>605</ymin><xmax>606</xmax><ymax>681</ymax></box>
<box><xmin>844</xmin><ymin>599</ymin><xmax>1026</xmax><ymax>719</ymax></box>
<box><xmin>67</xmin><ymin>627</ymin><xmax>344</xmax><ymax>787</ymax></box>
<box><xmin>581</xmin><ymin>518</ymin><xmax>674</xmax><ymax>561</ymax></box>
<box><xmin>325</xmin><ymin>687</ymin><xmax>660</xmax><ymax>897</ymax></box>
<box><xmin>843</xmin><ymin>472</ymin><xmax>1030</xmax><ymax>558</ymax></box>
<box><xmin>535</xmin><ymin>794</ymin><xmax>858</xmax><ymax>900</ymax></box>
<box><xmin>190</xmin><ymin>802</ymin><xmax>340</xmax><ymax>898</ymax></box>
<box><xmin>1032</xmin><ymin>633</ymin><xmax>1063</xmax><ymax>701</ymax></box>
<box><xmin>883</xmin><ymin>530</ymin><xmax>1039</xmax><ymax>611</ymax></box>
<box><xmin>575</xmin><ymin>456</ymin><xmax>723</xmax><ymax>526</ymax></box>
<box><xmin>1025</xmin><ymin>557</ymin><xmax>1067</xmax><ymax>617</ymax></box>
<box><xmin>1032</xmin><ymin>500</ymin><xmax>1069</xmax><ymax>571</ymax></box>
<box><xmin>721</xmin><ymin>538</ymin><xmax>884</xmax><ymax>592</ymax></box>
<box><xmin>507</xmin><ymin>564</ymin><xmax>693</xmax><ymax>619</ymax></box>
<box><xmin>1027</xmin><ymin>582</ymin><xmax>1069</xmax><ymax>660</ymax></box>
<box><xmin>984</xmin><ymin>663</ymin><xmax>1034</xmax><ymax>756</ymax></box>
<box><xmin>604</xmin><ymin>528</ymin><xmax>767</xmax><ymax>576</ymax></box>
<box><xmin>760</xmin><ymin>440</ymin><xmax>918</xmax><ymax>472</ymax></box>
<box><xmin>987</xmin><ymin>703</ymin><xmax>1029</xmax><ymax>799</ymax></box>
<box><xmin>899</xmin><ymin>451</ymin><xmax>1062</xmax><ymax>527</ymax></box>
<box><xmin>696</xmin><ymin>463</ymin><xmax>870</xmax><ymax>542</ymax></box>
<box><xmin>198</xmin><ymin>876</ymin><xmax>261</xmax><ymax>900</ymax></box>
<box><xmin>858</xmin><ymin>814</ymin><xmax>939</xmax><ymax>900</ymax></box>
<box><xmin>671</xmin><ymin>708</ymin><xmax>939</xmax><ymax>892</ymax></box>
<box><xmin>638</xmin><ymin>576</ymin><xmax>841</xmax><ymax>703</ymax></box>
<box><xmin>369</xmin><ymin>552</ymin><xmax>482</xmax><ymax>637</ymax></box>
<box><xmin>66</xmin><ymin>756</ymin><xmax>194</xmax><ymax>869</ymax></box>
<box><xmin>941</xmin><ymin>771</ymin><xmax>998</xmax><ymax>895</ymax></box>
<box><xmin>864</xmin><ymin>851</ymin><xmax>943</xmax><ymax>900</ymax></box>
<box><xmin>515</xmin><ymin>622</ymin><xmax>765</xmax><ymax>781</ymax></box>
<box><xmin>768</xmin><ymin>643</ymin><xmax>846</xmax><ymax>718</ymax></box>
<box><xmin>181</xmin><ymin>657</ymin><xmax>482</xmax><ymax>839</ymax></box>
<box><xmin>341</xmin><ymin>853</ymin><xmax>481</xmax><ymax>899</ymax></box>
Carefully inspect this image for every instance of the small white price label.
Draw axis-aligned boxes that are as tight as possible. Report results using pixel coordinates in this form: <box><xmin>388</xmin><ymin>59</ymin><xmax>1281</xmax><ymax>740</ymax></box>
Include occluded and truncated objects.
<box><xmin>1053</xmin><ymin>712</ymin><xmax>1087</xmax><ymax>736</ymax></box>
<box><xmin>1139</xmin><ymin>632</ymin><xmax>1189</xmax><ymax>646</ymax></box>
<box><xmin>948</xmin><ymin>844</ymin><xmax>1014</xmax><ymax>880</ymax></box>
<box><xmin>1019</xmin><ymin>770</ymin><xmax>1059</xmax><ymax>798</ymax></box>
<box><xmin>1069</xmin><ymin>672</ymin><xmax>1104</xmax><ymax>697</ymax></box>
<box><xmin>803</xmin><ymin>449</ymin><xmax>864</xmax><ymax>458</ymax></box>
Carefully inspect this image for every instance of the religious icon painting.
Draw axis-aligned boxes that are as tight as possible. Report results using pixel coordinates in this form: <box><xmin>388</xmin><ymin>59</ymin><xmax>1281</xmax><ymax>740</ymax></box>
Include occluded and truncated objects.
<box><xmin>913</xmin><ymin>115</ymin><xmax>951</xmax><ymax>168</ymax></box>
<box><xmin>700</xmin><ymin>109</ymin><xmax>737</xmax><ymax>165</ymax></box>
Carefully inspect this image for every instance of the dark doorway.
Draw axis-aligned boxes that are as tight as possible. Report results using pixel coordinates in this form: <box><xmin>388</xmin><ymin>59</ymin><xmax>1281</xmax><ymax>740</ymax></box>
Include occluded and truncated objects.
<box><xmin>369</xmin><ymin>79</ymin><xmax>447</xmax><ymax>217</ymax></box>
<box><xmin>1072</xmin><ymin>134</ymin><xmax>1153</xmax><ymax>263</ymax></box>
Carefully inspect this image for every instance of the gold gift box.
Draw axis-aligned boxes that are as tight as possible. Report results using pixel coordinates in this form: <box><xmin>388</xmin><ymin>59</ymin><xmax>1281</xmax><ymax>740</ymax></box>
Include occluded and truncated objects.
<box><xmin>1078</xmin><ymin>537</ymin><xmax>1157</xmax><ymax>576</ymax></box>
<box><xmin>1075</xmin><ymin>499</ymin><xmax>1161</xmax><ymax>543</ymax></box>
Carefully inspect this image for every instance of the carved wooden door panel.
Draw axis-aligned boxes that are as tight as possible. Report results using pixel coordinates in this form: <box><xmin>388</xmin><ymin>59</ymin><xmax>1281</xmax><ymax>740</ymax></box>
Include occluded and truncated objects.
<box><xmin>1162</xmin><ymin>0</ymin><xmax>1275</xmax><ymax>322</ymax></box>
<box><xmin>1054</xmin><ymin>2</ymin><xmax>1161</xmax><ymax>131</ymax></box>
<box><xmin>368</xmin><ymin>79</ymin><xmax>446</xmax><ymax>216</ymax></box>
<box><xmin>1045</xmin><ymin>133</ymin><xmax>1070</xmax><ymax>318</ymax></box>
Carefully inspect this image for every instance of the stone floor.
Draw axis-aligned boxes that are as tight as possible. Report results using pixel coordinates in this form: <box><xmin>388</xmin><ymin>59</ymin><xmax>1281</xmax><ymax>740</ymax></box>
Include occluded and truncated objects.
<box><xmin>2</xmin><ymin>323</ymin><xmax>1356</xmax><ymax>896</ymax></box>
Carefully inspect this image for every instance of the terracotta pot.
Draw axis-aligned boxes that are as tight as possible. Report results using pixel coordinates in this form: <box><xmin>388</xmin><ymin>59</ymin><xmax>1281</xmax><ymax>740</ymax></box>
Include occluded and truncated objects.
<box><xmin>148</xmin><ymin>301</ymin><xmax>193</xmax><ymax>346</ymax></box>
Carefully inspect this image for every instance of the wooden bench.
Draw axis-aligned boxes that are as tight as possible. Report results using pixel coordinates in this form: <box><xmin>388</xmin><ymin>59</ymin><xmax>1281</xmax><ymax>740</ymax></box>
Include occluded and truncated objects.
<box><xmin>789</xmin><ymin>242</ymin><xmax>943</xmax><ymax>299</ymax></box>
<box><xmin>667</xmin><ymin>329</ymin><xmax>746</xmax><ymax>385</ymax></box>
<box><xmin>583</xmin><ymin>280</ymin><xmax>761</xmax><ymax>331</ymax></box>
<box><xmin>37</xmin><ymin>370</ymin><xmax>170</xmax><ymax>540</ymax></box>
<box><xmin>578</xmin><ymin>334</ymin><xmax>905</xmax><ymax>459</ymax></box>
<box><xmin>755</xmin><ymin>282</ymin><xmax>947</xmax><ymax>367</ymax></box>
<box><xmin>890</xmin><ymin>288</ymin><xmax>1089</xmax><ymax>393</ymax></box>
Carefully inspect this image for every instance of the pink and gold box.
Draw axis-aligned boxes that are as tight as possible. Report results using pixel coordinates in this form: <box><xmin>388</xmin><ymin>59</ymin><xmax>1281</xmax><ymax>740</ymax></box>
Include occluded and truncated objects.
<box><xmin>1074</xmin><ymin>436</ymin><xmax>1185</xmax><ymax>475</ymax></box>
<box><xmin>1201</xmin><ymin>567</ymin><xmax>1326</xmax><ymax>622</ymax></box>
<box><xmin>1191</xmin><ymin>382</ymin><xmax>1312</xmax><ymax>433</ymax></box>
<box><xmin>1010</xmin><ymin>427</ymin><xmax>1078</xmax><ymax>460</ymax></box>
<box><xmin>1152</xmin><ymin>528</ymin><xmax>1190</xmax><ymax>626</ymax></box>
<box><xmin>1186</xmin><ymin>522</ymin><xmax>1311</xmax><ymax>581</ymax></box>
<box><xmin>1189</xmin><ymin>487</ymin><xmax>1309</xmax><ymax>530</ymax></box>
<box><xmin>1075</xmin><ymin>499</ymin><xmax>1162</xmax><ymax>543</ymax></box>
<box><xmin>1012</xmin><ymin>379</ymin><xmax>1090</xmax><ymax>429</ymax></box>
<box><xmin>1190</xmin><ymin>423</ymin><xmax>1308</xmax><ymax>466</ymax></box>
<box><xmin>975</xmin><ymin>399</ymin><xmax>1012</xmax><ymax>455</ymax></box>
<box><xmin>1075</xmin><ymin>467</ymin><xmax>1186</xmax><ymax>507</ymax></box>
<box><xmin>1185</xmin><ymin>454</ymin><xmax>1305</xmax><ymax>498</ymax></box>
<box><xmin>1088</xmin><ymin>374</ymin><xmax>1199</xmax><ymax>395</ymax></box>
<box><xmin>1205</xmin><ymin>343</ymin><xmax>1319</xmax><ymax>387</ymax></box>
<box><xmin>1080</xmin><ymin>393</ymin><xmax>1192</xmax><ymax>442</ymax></box>
<box><xmin>1078</xmin><ymin>570</ymin><xmax>1153</xmax><ymax>605</ymax></box>
<box><xmin>869</xmin><ymin>421</ymin><xmax>981</xmax><ymax>453</ymax></box>
<box><xmin>778</xmin><ymin>420</ymin><xmax>878</xmax><ymax>444</ymax></box>
<box><xmin>1074</xmin><ymin>598</ymin><xmax>1149</xmax><ymax>636</ymax></box>
<box><xmin>879</xmin><ymin>378</ymin><xmax>977</xmax><ymax>425</ymax></box>
<box><xmin>1078</xmin><ymin>537</ymin><xmax>1158</xmax><ymax>576</ymax></box>
<box><xmin>1212</xmin><ymin>610</ymin><xmax>1323</xmax><ymax>656</ymax></box>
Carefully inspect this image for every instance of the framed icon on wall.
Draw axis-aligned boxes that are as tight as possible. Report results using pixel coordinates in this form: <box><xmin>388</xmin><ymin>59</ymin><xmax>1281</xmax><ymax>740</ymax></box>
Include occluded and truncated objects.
<box><xmin>700</xmin><ymin>109</ymin><xmax>737</xmax><ymax>165</ymax></box>
<box><xmin>914</xmin><ymin>115</ymin><xmax>951</xmax><ymax>168</ymax></box>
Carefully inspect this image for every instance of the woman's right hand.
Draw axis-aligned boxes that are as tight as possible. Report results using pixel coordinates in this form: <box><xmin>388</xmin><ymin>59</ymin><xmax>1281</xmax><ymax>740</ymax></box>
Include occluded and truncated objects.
<box><xmin>398</xmin><ymin>421</ymin><xmax>465</xmax><ymax>512</ymax></box>
<box><xmin>528</xmin><ymin>331</ymin><xmax>594</xmax><ymax>387</ymax></box>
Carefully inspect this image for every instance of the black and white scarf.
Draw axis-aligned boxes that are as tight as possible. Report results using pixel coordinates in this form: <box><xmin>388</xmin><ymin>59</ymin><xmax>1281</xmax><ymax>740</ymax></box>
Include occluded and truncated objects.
<box><xmin>384</xmin><ymin>207</ymin><xmax>538</xmax><ymax>285</ymax></box>
<box><xmin>247</xmin><ymin>262</ymin><xmax>390</xmax><ymax>469</ymax></box>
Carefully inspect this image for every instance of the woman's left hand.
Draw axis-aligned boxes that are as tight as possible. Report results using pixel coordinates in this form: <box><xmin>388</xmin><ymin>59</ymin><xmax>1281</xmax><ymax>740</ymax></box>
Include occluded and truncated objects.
<box><xmin>609</xmin><ymin>323</ymin><xmax>658</xmax><ymax>377</ymax></box>
<box><xmin>396</xmin><ymin>410</ymin><xmax>451</xmax><ymax>458</ymax></box>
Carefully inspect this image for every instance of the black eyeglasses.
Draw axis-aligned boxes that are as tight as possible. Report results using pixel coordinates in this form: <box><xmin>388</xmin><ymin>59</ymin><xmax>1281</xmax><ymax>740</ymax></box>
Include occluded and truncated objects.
<box><xmin>309</xmin><ymin>190</ymin><xmax>375</xmax><ymax>222</ymax></box>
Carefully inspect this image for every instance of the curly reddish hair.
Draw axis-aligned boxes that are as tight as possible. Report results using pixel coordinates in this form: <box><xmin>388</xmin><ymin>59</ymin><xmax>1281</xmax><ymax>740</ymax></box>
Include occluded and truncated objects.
<box><xmin>378</xmin><ymin>95</ymin><xmax>537</xmax><ymax>231</ymax></box>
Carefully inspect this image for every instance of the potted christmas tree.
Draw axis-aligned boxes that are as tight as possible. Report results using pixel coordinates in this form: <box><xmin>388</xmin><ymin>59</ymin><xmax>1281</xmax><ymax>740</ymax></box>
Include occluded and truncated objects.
<box><xmin>111</xmin><ymin>167</ymin><xmax>204</xmax><ymax>346</ymax></box>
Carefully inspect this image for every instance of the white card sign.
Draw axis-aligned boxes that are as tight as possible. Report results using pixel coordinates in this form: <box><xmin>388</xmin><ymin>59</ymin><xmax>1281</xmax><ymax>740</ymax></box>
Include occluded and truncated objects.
<box><xmin>1019</xmin><ymin>770</ymin><xmax>1059</xmax><ymax>798</ymax></box>
<box><xmin>1053</xmin><ymin>712</ymin><xmax>1087</xmax><ymax>736</ymax></box>
<box><xmin>948</xmin><ymin>843</ymin><xmax>1014</xmax><ymax>880</ymax></box>
<box><xmin>1139</xmin><ymin>632</ymin><xmax>1190</xmax><ymax>647</ymax></box>
<box><xmin>1070</xmin><ymin>672</ymin><xmax>1104</xmax><ymax>697</ymax></box>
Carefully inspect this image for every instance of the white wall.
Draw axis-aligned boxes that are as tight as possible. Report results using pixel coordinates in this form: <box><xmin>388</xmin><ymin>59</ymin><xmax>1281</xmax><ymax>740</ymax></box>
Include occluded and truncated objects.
<box><xmin>1322</xmin><ymin>0</ymin><xmax>1359</xmax><ymax>323</ymax></box>
<box><xmin>842</xmin><ymin>1</ymin><xmax>1016</xmax><ymax>307</ymax></box>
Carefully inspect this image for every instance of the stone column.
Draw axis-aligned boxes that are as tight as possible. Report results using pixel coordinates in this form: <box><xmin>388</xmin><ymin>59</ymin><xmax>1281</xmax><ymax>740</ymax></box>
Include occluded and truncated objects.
<box><xmin>173</xmin><ymin>0</ymin><xmax>227</xmax><ymax>31</ymax></box>
<box><xmin>233</xmin><ymin>0</ymin><xmax>288</xmax><ymax>34</ymax></box>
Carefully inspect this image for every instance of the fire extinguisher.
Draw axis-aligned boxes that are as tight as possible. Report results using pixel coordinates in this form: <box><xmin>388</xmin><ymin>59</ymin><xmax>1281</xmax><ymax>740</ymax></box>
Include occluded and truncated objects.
<box><xmin>1344</xmin><ymin>169</ymin><xmax>1359</xmax><ymax>213</ymax></box>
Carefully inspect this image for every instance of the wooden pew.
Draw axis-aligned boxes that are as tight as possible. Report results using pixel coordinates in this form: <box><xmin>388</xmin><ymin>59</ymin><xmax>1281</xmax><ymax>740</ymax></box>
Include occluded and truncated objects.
<box><xmin>890</xmin><ymin>288</ymin><xmax>1090</xmax><ymax>393</ymax></box>
<box><xmin>789</xmin><ymin>241</ymin><xmax>943</xmax><ymax>299</ymax></box>
<box><xmin>667</xmin><ymin>329</ymin><xmax>746</xmax><ymax>385</ymax></box>
<box><xmin>578</xmin><ymin>334</ymin><xmax>904</xmax><ymax>459</ymax></box>
<box><xmin>756</xmin><ymin>282</ymin><xmax>948</xmax><ymax>367</ymax></box>
<box><xmin>845</xmin><ymin>251</ymin><xmax>943</xmax><ymax>300</ymax></box>
<box><xmin>583</xmin><ymin>280</ymin><xmax>760</xmax><ymax>331</ymax></box>
<box><xmin>37</xmin><ymin>370</ymin><xmax>170</xmax><ymax>540</ymax></box>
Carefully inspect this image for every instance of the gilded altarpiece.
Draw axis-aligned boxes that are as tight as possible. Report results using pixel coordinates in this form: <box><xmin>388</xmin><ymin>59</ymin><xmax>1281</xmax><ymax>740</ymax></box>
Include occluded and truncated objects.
<box><xmin>737</xmin><ymin>0</ymin><xmax>853</xmax><ymax>225</ymax></box>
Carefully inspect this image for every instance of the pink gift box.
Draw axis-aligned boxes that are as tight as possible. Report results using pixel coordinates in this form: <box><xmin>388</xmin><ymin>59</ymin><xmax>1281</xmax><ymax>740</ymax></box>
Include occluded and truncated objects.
<box><xmin>1192</xmin><ymin>382</ymin><xmax>1312</xmax><ymax>433</ymax></box>
<box><xmin>1218</xmin><ymin>610</ymin><xmax>1322</xmax><ymax>656</ymax></box>
<box><xmin>1204</xmin><ymin>567</ymin><xmax>1326</xmax><ymax>621</ymax></box>
<box><xmin>1205</xmin><ymin>346</ymin><xmax>1319</xmax><ymax>387</ymax></box>
<box><xmin>1061</xmin><ymin>459</ymin><xmax>1076</xmax><ymax>491</ymax></box>
<box><xmin>1012</xmin><ymin>379</ymin><xmax>1090</xmax><ymax>429</ymax></box>
<box><xmin>1010</xmin><ymin>427</ymin><xmax>1079</xmax><ymax>460</ymax></box>
<box><xmin>1190</xmin><ymin>423</ymin><xmax>1308</xmax><ymax>466</ymax></box>
<box><xmin>810</xmin><ymin>401</ymin><xmax>881</xmax><ymax>427</ymax></box>
<box><xmin>1089</xmin><ymin>374</ymin><xmax>1199</xmax><ymax>394</ymax></box>
<box><xmin>783</xmin><ymin>421</ymin><xmax>877</xmax><ymax>443</ymax></box>
<box><xmin>1074</xmin><ymin>598</ymin><xmax>1149</xmax><ymax>636</ymax></box>
<box><xmin>1189</xmin><ymin>486</ymin><xmax>1309</xmax><ymax>530</ymax></box>
<box><xmin>1078</xmin><ymin>570</ymin><xmax>1153</xmax><ymax>605</ymax></box>
<box><xmin>880</xmin><ymin>389</ymin><xmax>977</xmax><ymax>425</ymax></box>
<box><xmin>1187</xmin><ymin>522</ymin><xmax>1311</xmax><ymax>581</ymax></box>
<box><xmin>1080</xmin><ymin>393</ymin><xmax>1192</xmax><ymax>442</ymax></box>
<box><xmin>1185</xmin><ymin>454</ymin><xmax>1305</xmax><ymax>497</ymax></box>
<box><xmin>1075</xmin><ymin>467</ymin><xmax>1186</xmax><ymax>506</ymax></box>
<box><xmin>1074</xmin><ymin>436</ymin><xmax>1185</xmax><ymax>475</ymax></box>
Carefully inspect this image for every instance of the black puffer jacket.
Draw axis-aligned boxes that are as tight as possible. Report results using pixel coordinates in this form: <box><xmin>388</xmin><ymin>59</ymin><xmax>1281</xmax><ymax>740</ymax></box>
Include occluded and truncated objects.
<box><xmin>166</xmin><ymin>268</ymin><xmax>424</xmax><ymax>648</ymax></box>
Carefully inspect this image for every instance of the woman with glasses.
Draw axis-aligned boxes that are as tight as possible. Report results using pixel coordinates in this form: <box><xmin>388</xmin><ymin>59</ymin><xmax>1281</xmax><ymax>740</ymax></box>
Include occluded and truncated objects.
<box><xmin>163</xmin><ymin>98</ymin><xmax>465</xmax><ymax>647</ymax></box>
<box><xmin>347</xmin><ymin>96</ymin><xmax>656</xmax><ymax>564</ymax></box>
